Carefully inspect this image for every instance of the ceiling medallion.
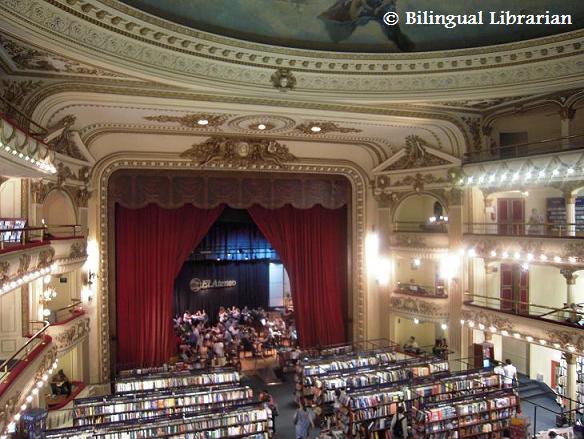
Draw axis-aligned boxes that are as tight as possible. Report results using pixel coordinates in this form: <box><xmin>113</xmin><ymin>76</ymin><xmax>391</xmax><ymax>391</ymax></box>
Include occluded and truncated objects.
<box><xmin>249</xmin><ymin>122</ymin><xmax>275</xmax><ymax>131</ymax></box>
<box><xmin>180</xmin><ymin>137</ymin><xmax>297</xmax><ymax>168</ymax></box>
<box><xmin>143</xmin><ymin>113</ymin><xmax>228</xmax><ymax>128</ymax></box>
<box><xmin>270</xmin><ymin>68</ymin><xmax>296</xmax><ymax>91</ymax></box>
<box><xmin>295</xmin><ymin>122</ymin><xmax>362</xmax><ymax>135</ymax></box>
<box><xmin>227</xmin><ymin>115</ymin><xmax>296</xmax><ymax>133</ymax></box>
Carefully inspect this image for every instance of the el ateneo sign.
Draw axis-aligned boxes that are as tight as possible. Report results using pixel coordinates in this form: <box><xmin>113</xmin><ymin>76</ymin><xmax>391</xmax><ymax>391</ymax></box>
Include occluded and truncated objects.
<box><xmin>190</xmin><ymin>278</ymin><xmax>237</xmax><ymax>293</ymax></box>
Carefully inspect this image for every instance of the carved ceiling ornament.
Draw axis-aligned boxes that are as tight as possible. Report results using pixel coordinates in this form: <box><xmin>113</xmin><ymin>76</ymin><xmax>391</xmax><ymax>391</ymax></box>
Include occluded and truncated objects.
<box><xmin>546</xmin><ymin>329</ymin><xmax>584</xmax><ymax>352</ymax></box>
<box><xmin>0</xmin><ymin>34</ymin><xmax>122</xmax><ymax>77</ymax></box>
<box><xmin>46</xmin><ymin>115</ymin><xmax>86</xmax><ymax>161</ymax></box>
<box><xmin>461</xmin><ymin>116</ymin><xmax>482</xmax><ymax>153</ymax></box>
<box><xmin>180</xmin><ymin>137</ymin><xmax>297</xmax><ymax>168</ymax></box>
<box><xmin>270</xmin><ymin>68</ymin><xmax>296</xmax><ymax>91</ymax></box>
<box><xmin>0</xmin><ymin>79</ymin><xmax>43</xmax><ymax>120</ymax></box>
<box><xmin>294</xmin><ymin>121</ymin><xmax>362</xmax><ymax>135</ymax></box>
<box><xmin>393</xmin><ymin>173</ymin><xmax>447</xmax><ymax>192</ymax></box>
<box><xmin>385</xmin><ymin>135</ymin><xmax>449</xmax><ymax>171</ymax></box>
<box><xmin>143</xmin><ymin>113</ymin><xmax>228</xmax><ymax>128</ymax></box>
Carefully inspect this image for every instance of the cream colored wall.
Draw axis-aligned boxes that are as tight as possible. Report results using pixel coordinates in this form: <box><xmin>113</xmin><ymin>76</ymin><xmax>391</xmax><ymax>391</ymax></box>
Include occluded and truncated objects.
<box><xmin>0</xmin><ymin>178</ymin><xmax>22</xmax><ymax>218</ymax></box>
<box><xmin>573</xmin><ymin>273</ymin><xmax>584</xmax><ymax>304</ymax></box>
<box><xmin>491</xmin><ymin>106</ymin><xmax>562</xmax><ymax>144</ymax></box>
<box><xmin>502</xmin><ymin>336</ymin><xmax>529</xmax><ymax>375</ymax></box>
<box><xmin>394</xmin><ymin>195</ymin><xmax>445</xmax><ymax>223</ymax></box>
<box><xmin>487</xmin><ymin>187</ymin><xmax>563</xmax><ymax>225</ymax></box>
<box><xmin>42</xmin><ymin>190</ymin><xmax>77</xmax><ymax>226</ymax></box>
<box><xmin>393</xmin><ymin>316</ymin><xmax>436</xmax><ymax>348</ymax></box>
<box><xmin>0</xmin><ymin>287</ymin><xmax>24</xmax><ymax>357</ymax></box>
<box><xmin>529</xmin><ymin>265</ymin><xmax>566</xmax><ymax>309</ymax></box>
<box><xmin>529</xmin><ymin>344</ymin><xmax>562</xmax><ymax>387</ymax></box>
<box><xmin>395</xmin><ymin>257</ymin><xmax>438</xmax><ymax>286</ymax></box>
<box><xmin>46</xmin><ymin>270</ymin><xmax>80</xmax><ymax>312</ymax></box>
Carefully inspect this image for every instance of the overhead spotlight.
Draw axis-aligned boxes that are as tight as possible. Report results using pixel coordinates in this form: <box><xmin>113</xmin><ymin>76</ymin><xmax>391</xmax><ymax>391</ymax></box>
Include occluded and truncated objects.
<box><xmin>513</xmin><ymin>333</ymin><xmax>521</xmax><ymax>339</ymax></box>
<box><xmin>502</xmin><ymin>251</ymin><xmax>509</xmax><ymax>258</ymax></box>
<box><xmin>490</xmin><ymin>250</ymin><xmax>497</xmax><ymax>257</ymax></box>
<box><xmin>468</xmin><ymin>248</ymin><xmax>477</xmax><ymax>257</ymax></box>
<box><xmin>500</xmin><ymin>173</ymin><xmax>507</xmax><ymax>181</ymax></box>
<box><xmin>257</xmin><ymin>124</ymin><xmax>267</xmax><ymax>130</ymax></box>
<box><xmin>539</xmin><ymin>339</ymin><xmax>547</xmax><ymax>345</ymax></box>
<box><xmin>554</xmin><ymin>256</ymin><xmax>562</xmax><ymax>263</ymax></box>
<box><xmin>467</xmin><ymin>176</ymin><xmax>474</xmax><ymax>184</ymax></box>
<box><xmin>412</xmin><ymin>258</ymin><xmax>421</xmax><ymax>267</ymax></box>
<box><xmin>489</xmin><ymin>175</ymin><xmax>495</xmax><ymax>183</ymax></box>
<box><xmin>413</xmin><ymin>318</ymin><xmax>420</xmax><ymax>324</ymax></box>
<box><xmin>525</xmin><ymin>172</ymin><xmax>532</xmax><ymax>180</ymax></box>
<box><xmin>553</xmin><ymin>343</ymin><xmax>561</xmax><ymax>349</ymax></box>
<box><xmin>197</xmin><ymin>119</ymin><xmax>209</xmax><ymax>126</ymax></box>
<box><xmin>467</xmin><ymin>321</ymin><xmax>475</xmax><ymax>328</ymax></box>
<box><xmin>568</xmin><ymin>168</ymin><xmax>575</xmax><ymax>175</ymax></box>
<box><xmin>538</xmin><ymin>170</ymin><xmax>545</xmax><ymax>178</ymax></box>
<box><xmin>478</xmin><ymin>323</ymin><xmax>485</xmax><ymax>330</ymax></box>
<box><xmin>527</xmin><ymin>253</ymin><xmax>534</xmax><ymax>261</ymax></box>
<box><xmin>478</xmin><ymin>176</ymin><xmax>485</xmax><ymax>184</ymax></box>
<box><xmin>310</xmin><ymin>126</ymin><xmax>322</xmax><ymax>133</ymax></box>
<box><xmin>569</xmin><ymin>256</ymin><xmax>577</xmax><ymax>263</ymax></box>
<box><xmin>501</xmin><ymin>330</ymin><xmax>509</xmax><ymax>336</ymax></box>
<box><xmin>526</xmin><ymin>336</ymin><xmax>534</xmax><ymax>342</ymax></box>
<box><xmin>540</xmin><ymin>254</ymin><xmax>548</xmax><ymax>261</ymax></box>
<box><xmin>512</xmin><ymin>173</ymin><xmax>519</xmax><ymax>181</ymax></box>
<box><xmin>552</xmin><ymin>169</ymin><xmax>559</xmax><ymax>177</ymax></box>
<box><xmin>489</xmin><ymin>326</ymin><xmax>497</xmax><ymax>333</ymax></box>
<box><xmin>513</xmin><ymin>252</ymin><xmax>520</xmax><ymax>260</ymax></box>
<box><xmin>441</xmin><ymin>323</ymin><xmax>448</xmax><ymax>330</ymax></box>
<box><xmin>460</xmin><ymin>319</ymin><xmax>465</xmax><ymax>325</ymax></box>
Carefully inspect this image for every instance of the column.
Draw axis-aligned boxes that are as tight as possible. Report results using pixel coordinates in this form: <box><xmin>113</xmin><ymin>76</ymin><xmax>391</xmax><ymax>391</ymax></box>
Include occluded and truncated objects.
<box><xmin>565</xmin><ymin>191</ymin><xmax>576</xmax><ymax>237</ymax></box>
<box><xmin>377</xmin><ymin>203</ymin><xmax>392</xmax><ymax>341</ymax></box>
<box><xmin>447</xmin><ymin>188</ymin><xmax>464</xmax><ymax>367</ymax></box>
<box><xmin>566</xmin><ymin>353</ymin><xmax>578</xmax><ymax>411</ymax></box>
<box><xmin>561</xmin><ymin>269</ymin><xmax>578</xmax><ymax>305</ymax></box>
<box><xmin>560</xmin><ymin>107</ymin><xmax>576</xmax><ymax>150</ymax></box>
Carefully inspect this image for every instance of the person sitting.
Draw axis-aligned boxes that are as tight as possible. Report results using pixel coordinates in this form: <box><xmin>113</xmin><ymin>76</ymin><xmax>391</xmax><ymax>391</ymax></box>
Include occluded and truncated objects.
<box><xmin>403</xmin><ymin>336</ymin><xmax>419</xmax><ymax>353</ymax></box>
<box><xmin>51</xmin><ymin>369</ymin><xmax>72</xmax><ymax>397</ymax></box>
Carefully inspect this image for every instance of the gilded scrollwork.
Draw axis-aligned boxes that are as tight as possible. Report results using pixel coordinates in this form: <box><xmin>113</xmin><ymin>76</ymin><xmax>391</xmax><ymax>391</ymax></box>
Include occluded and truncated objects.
<box><xmin>37</xmin><ymin>248</ymin><xmax>55</xmax><ymax>269</ymax></box>
<box><xmin>391</xmin><ymin>234</ymin><xmax>427</xmax><ymax>248</ymax></box>
<box><xmin>384</xmin><ymin>135</ymin><xmax>449</xmax><ymax>171</ymax></box>
<box><xmin>0</xmin><ymin>261</ymin><xmax>9</xmax><ymax>282</ymax></box>
<box><xmin>390</xmin><ymin>296</ymin><xmax>448</xmax><ymax>318</ymax></box>
<box><xmin>294</xmin><ymin>122</ymin><xmax>361</xmax><ymax>135</ymax></box>
<box><xmin>69</xmin><ymin>241</ymin><xmax>87</xmax><ymax>259</ymax></box>
<box><xmin>53</xmin><ymin>317</ymin><xmax>90</xmax><ymax>352</ymax></box>
<box><xmin>17</xmin><ymin>254</ymin><xmax>31</xmax><ymax>276</ymax></box>
<box><xmin>180</xmin><ymin>137</ymin><xmax>296</xmax><ymax>168</ymax></box>
<box><xmin>143</xmin><ymin>113</ymin><xmax>228</xmax><ymax>128</ymax></box>
<box><xmin>270</xmin><ymin>68</ymin><xmax>296</xmax><ymax>91</ymax></box>
<box><xmin>460</xmin><ymin>310</ymin><xmax>514</xmax><ymax>332</ymax></box>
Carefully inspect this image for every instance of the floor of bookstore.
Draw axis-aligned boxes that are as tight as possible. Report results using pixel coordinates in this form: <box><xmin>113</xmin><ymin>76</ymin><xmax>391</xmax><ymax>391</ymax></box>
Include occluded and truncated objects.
<box><xmin>239</xmin><ymin>357</ymin><xmax>561</xmax><ymax>438</ymax></box>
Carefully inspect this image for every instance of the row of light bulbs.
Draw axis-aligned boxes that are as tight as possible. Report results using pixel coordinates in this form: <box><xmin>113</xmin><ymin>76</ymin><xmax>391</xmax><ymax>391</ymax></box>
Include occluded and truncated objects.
<box><xmin>412</xmin><ymin>318</ymin><xmax>448</xmax><ymax>331</ymax></box>
<box><xmin>0</xmin><ymin>264</ymin><xmax>57</xmax><ymax>295</ymax></box>
<box><xmin>1</xmin><ymin>143</ymin><xmax>57</xmax><ymax>174</ymax></box>
<box><xmin>195</xmin><ymin>118</ymin><xmax>323</xmax><ymax>133</ymax></box>
<box><xmin>462</xmin><ymin>247</ymin><xmax>579</xmax><ymax>266</ymax></box>
<box><xmin>462</xmin><ymin>166</ymin><xmax>578</xmax><ymax>187</ymax></box>
<box><xmin>0</xmin><ymin>358</ymin><xmax>59</xmax><ymax>438</ymax></box>
<box><xmin>461</xmin><ymin>319</ymin><xmax>577</xmax><ymax>353</ymax></box>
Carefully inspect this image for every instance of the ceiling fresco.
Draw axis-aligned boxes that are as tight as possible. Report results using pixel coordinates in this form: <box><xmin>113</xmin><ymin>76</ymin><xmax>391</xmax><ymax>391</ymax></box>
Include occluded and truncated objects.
<box><xmin>118</xmin><ymin>0</ymin><xmax>584</xmax><ymax>52</ymax></box>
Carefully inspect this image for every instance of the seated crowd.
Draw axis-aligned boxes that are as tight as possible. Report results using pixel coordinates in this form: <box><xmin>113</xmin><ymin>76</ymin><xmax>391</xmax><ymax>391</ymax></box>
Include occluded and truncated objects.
<box><xmin>173</xmin><ymin>306</ymin><xmax>298</xmax><ymax>368</ymax></box>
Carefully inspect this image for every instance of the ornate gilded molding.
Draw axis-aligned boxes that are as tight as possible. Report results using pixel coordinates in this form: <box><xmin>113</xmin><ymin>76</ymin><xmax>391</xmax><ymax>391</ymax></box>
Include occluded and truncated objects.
<box><xmin>461</xmin><ymin>116</ymin><xmax>482</xmax><ymax>153</ymax></box>
<box><xmin>1</xmin><ymin>0</ymin><xmax>583</xmax><ymax>97</ymax></box>
<box><xmin>0</xmin><ymin>391</ymin><xmax>21</xmax><ymax>432</ymax></box>
<box><xmin>95</xmin><ymin>155</ymin><xmax>368</xmax><ymax>382</ymax></box>
<box><xmin>0</xmin><ymin>79</ymin><xmax>43</xmax><ymax>120</ymax></box>
<box><xmin>69</xmin><ymin>241</ymin><xmax>87</xmax><ymax>259</ymax></box>
<box><xmin>461</xmin><ymin>309</ymin><xmax>514</xmax><ymax>332</ymax></box>
<box><xmin>0</xmin><ymin>261</ymin><xmax>9</xmax><ymax>282</ymax></box>
<box><xmin>37</xmin><ymin>248</ymin><xmax>55</xmax><ymax>269</ymax></box>
<box><xmin>390</xmin><ymin>296</ymin><xmax>448</xmax><ymax>319</ymax></box>
<box><xmin>180</xmin><ymin>137</ymin><xmax>297</xmax><ymax>168</ymax></box>
<box><xmin>17</xmin><ymin>254</ymin><xmax>31</xmax><ymax>276</ymax></box>
<box><xmin>391</xmin><ymin>234</ymin><xmax>427</xmax><ymax>248</ymax></box>
<box><xmin>384</xmin><ymin>135</ymin><xmax>450</xmax><ymax>171</ymax></box>
<box><xmin>294</xmin><ymin>122</ymin><xmax>362</xmax><ymax>135</ymax></box>
<box><xmin>46</xmin><ymin>115</ymin><xmax>86</xmax><ymax>161</ymax></box>
<box><xmin>143</xmin><ymin>113</ymin><xmax>229</xmax><ymax>128</ymax></box>
<box><xmin>270</xmin><ymin>68</ymin><xmax>296</xmax><ymax>91</ymax></box>
<box><xmin>52</xmin><ymin>316</ymin><xmax>90</xmax><ymax>353</ymax></box>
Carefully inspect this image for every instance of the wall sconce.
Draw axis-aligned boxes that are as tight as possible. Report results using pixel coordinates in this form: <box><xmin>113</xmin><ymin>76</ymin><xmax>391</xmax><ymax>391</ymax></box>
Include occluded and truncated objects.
<box><xmin>40</xmin><ymin>287</ymin><xmax>57</xmax><ymax>317</ymax></box>
<box><xmin>411</xmin><ymin>258</ymin><xmax>421</xmax><ymax>270</ymax></box>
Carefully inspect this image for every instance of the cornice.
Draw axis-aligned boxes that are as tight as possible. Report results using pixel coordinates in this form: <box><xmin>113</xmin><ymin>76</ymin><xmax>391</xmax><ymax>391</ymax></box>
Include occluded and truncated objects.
<box><xmin>1</xmin><ymin>0</ymin><xmax>583</xmax><ymax>99</ymax></box>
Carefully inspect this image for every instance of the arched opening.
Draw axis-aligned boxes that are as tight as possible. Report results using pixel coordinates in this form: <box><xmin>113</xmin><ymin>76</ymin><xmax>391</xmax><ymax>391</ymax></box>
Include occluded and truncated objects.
<box><xmin>393</xmin><ymin>194</ymin><xmax>448</xmax><ymax>233</ymax></box>
<box><xmin>43</xmin><ymin>190</ymin><xmax>77</xmax><ymax>235</ymax></box>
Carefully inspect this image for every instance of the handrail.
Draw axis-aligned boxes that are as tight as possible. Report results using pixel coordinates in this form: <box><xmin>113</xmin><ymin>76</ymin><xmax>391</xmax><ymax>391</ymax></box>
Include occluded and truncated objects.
<box><xmin>464</xmin><ymin>132</ymin><xmax>584</xmax><ymax>163</ymax></box>
<box><xmin>464</xmin><ymin>221</ymin><xmax>583</xmax><ymax>238</ymax></box>
<box><xmin>53</xmin><ymin>299</ymin><xmax>83</xmax><ymax>324</ymax></box>
<box><xmin>0</xmin><ymin>320</ymin><xmax>50</xmax><ymax>376</ymax></box>
<box><xmin>393</xmin><ymin>221</ymin><xmax>448</xmax><ymax>233</ymax></box>
<box><xmin>0</xmin><ymin>224</ymin><xmax>85</xmax><ymax>250</ymax></box>
<box><xmin>394</xmin><ymin>282</ymin><xmax>447</xmax><ymax>298</ymax></box>
<box><xmin>0</xmin><ymin>98</ymin><xmax>48</xmax><ymax>137</ymax></box>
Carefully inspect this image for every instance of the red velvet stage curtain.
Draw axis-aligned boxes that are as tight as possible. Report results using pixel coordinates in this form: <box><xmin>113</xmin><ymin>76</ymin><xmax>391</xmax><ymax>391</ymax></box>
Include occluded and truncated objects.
<box><xmin>116</xmin><ymin>203</ymin><xmax>224</xmax><ymax>368</ymax></box>
<box><xmin>248</xmin><ymin>205</ymin><xmax>347</xmax><ymax>348</ymax></box>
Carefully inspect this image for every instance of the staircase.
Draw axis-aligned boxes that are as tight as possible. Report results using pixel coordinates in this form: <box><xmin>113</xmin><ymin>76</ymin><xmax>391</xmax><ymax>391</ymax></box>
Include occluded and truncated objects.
<box><xmin>517</xmin><ymin>374</ymin><xmax>563</xmax><ymax>433</ymax></box>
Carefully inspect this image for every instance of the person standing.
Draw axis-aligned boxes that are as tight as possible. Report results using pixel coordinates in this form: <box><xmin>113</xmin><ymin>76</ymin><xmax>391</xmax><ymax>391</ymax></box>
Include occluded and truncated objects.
<box><xmin>493</xmin><ymin>361</ymin><xmax>505</xmax><ymax>388</ymax></box>
<box><xmin>390</xmin><ymin>405</ymin><xmax>408</xmax><ymax>438</ymax></box>
<box><xmin>503</xmin><ymin>359</ymin><xmax>518</xmax><ymax>388</ymax></box>
<box><xmin>294</xmin><ymin>399</ymin><xmax>314</xmax><ymax>439</ymax></box>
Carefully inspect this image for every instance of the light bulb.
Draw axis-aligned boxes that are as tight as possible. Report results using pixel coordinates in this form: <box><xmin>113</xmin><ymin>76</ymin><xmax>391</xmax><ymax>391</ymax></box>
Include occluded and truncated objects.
<box><xmin>540</xmin><ymin>254</ymin><xmax>548</xmax><ymax>261</ymax></box>
<box><xmin>32</xmin><ymin>388</ymin><xmax>39</xmax><ymax>395</ymax></box>
<box><xmin>490</xmin><ymin>250</ymin><xmax>497</xmax><ymax>257</ymax></box>
<box><xmin>478</xmin><ymin>323</ymin><xmax>485</xmax><ymax>330</ymax></box>
<box><xmin>554</xmin><ymin>256</ymin><xmax>562</xmax><ymax>263</ymax></box>
<box><xmin>441</xmin><ymin>323</ymin><xmax>448</xmax><ymax>330</ymax></box>
<box><xmin>413</xmin><ymin>318</ymin><xmax>420</xmax><ymax>324</ymax></box>
<box><xmin>526</xmin><ymin>336</ymin><xmax>533</xmax><ymax>342</ymax></box>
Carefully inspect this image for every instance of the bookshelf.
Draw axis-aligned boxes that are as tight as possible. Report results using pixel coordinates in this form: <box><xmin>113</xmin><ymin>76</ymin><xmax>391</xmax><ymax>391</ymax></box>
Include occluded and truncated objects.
<box><xmin>473</xmin><ymin>342</ymin><xmax>494</xmax><ymax>369</ymax></box>
<box><xmin>577</xmin><ymin>355</ymin><xmax>584</xmax><ymax>422</ymax></box>
<box><xmin>72</xmin><ymin>385</ymin><xmax>253</xmax><ymax>426</ymax></box>
<box><xmin>555</xmin><ymin>354</ymin><xmax>568</xmax><ymax>408</ymax></box>
<box><xmin>47</xmin><ymin>404</ymin><xmax>273</xmax><ymax>438</ymax></box>
<box><xmin>340</xmin><ymin>370</ymin><xmax>503</xmax><ymax>437</ymax></box>
<box><xmin>114</xmin><ymin>368</ymin><xmax>240</xmax><ymax>394</ymax></box>
<box><xmin>411</xmin><ymin>390</ymin><xmax>519</xmax><ymax>439</ymax></box>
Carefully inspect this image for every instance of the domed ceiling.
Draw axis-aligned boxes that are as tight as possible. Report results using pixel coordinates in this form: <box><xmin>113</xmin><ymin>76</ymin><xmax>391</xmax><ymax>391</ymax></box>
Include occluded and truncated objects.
<box><xmin>119</xmin><ymin>0</ymin><xmax>584</xmax><ymax>52</ymax></box>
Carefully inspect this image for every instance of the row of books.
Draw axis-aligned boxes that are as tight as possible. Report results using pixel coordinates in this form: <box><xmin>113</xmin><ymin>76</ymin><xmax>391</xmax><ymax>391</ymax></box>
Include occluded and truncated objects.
<box><xmin>300</xmin><ymin>349</ymin><xmax>410</xmax><ymax>377</ymax></box>
<box><xmin>47</xmin><ymin>406</ymin><xmax>273</xmax><ymax>438</ymax></box>
<box><xmin>114</xmin><ymin>370</ymin><xmax>240</xmax><ymax>394</ymax></box>
<box><xmin>72</xmin><ymin>386</ymin><xmax>253</xmax><ymax>425</ymax></box>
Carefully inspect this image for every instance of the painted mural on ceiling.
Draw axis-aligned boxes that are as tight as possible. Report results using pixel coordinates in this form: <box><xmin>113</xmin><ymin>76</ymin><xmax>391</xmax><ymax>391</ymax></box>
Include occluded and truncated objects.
<box><xmin>119</xmin><ymin>0</ymin><xmax>584</xmax><ymax>52</ymax></box>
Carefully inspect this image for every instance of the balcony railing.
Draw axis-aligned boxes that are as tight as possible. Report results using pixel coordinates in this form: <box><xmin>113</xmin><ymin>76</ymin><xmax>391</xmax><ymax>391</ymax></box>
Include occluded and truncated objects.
<box><xmin>0</xmin><ymin>225</ymin><xmax>85</xmax><ymax>250</ymax></box>
<box><xmin>0</xmin><ymin>321</ymin><xmax>50</xmax><ymax>395</ymax></box>
<box><xmin>464</xmin><ymin>222</ymin><xmax>584</xmax><ymax>238</ymax></box>
<box><xmin>464</xmin><ymin>133</ymin><xmax>584</xmax><ymax>163</ymax></box>
<box><xmin>394</xmin><ymin>282</ymin><xmax>447</xmax><ymax>298</ymax></box>
<box><xmin>393</xmin><ymin>221</ymin><xmax>448</xmax><ymax>233</ymax></box>
<box><xmin>464</xmin><ymin>292</ymin><xmax>583</xmax><ymax>328</ymax></box>
<box><xmin>51</xmin><ymin>300</ymin><xmax>84</xmax><ymax>325</ymax></box>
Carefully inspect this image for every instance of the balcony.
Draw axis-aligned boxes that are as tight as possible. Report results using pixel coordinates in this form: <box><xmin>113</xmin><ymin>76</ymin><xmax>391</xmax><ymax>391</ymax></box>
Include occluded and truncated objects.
<box><xmin>393</xmin><ymin>221</ymin><xmax>448</xmax><ymax>234</ymax></box>
<box><xmin>394</xmin><ymin>282</ymin><xmax>447</xmax><ymax>299</ymax></box>
<box><xmin>463</xmin><ymin>293</ymin><xmax>582</xmax><ymax>330</ymax></box>
<box><xmin>464</xmin><ymin>222</ymin><xmax>584</xmax><ymax>239</ymax></box>
<box><xmin>464</xmin><ymin>133</ymin><xmax>584</xmax><ymax>164</ymax></box>
<box><xmin>0</xmin><ymin>225</ymin><xmax>87</xmax><ymax>295</ymax></box>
